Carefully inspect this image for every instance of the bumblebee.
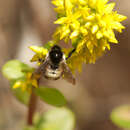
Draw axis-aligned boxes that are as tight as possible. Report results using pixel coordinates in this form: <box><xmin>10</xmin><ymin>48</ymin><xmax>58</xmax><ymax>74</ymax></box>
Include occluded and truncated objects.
<box><xmin>35</xmin><ymin>45</ymin><xmax>76</xmax><ymax>85</ymax></box>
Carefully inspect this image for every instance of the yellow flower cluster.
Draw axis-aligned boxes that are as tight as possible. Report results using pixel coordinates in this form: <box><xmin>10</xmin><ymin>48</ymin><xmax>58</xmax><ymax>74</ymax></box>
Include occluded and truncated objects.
<box><xmin>13</xmin><ymin>72</ymin><xmax>38</xmax><ymax>92</ymax></box>
<box><xmin>52</xmin><ymin>0</ymin><xmax>127</xmax><ymax>72</ymax></box>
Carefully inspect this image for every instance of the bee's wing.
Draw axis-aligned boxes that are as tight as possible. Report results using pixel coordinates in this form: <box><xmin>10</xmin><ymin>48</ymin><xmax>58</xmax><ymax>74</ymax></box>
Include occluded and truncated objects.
<box><xmin>61</xmin><ymin>61</ymin><xmax>76</xmax><ymax>85</ymax></box>
<box><xmin>34</xmin><ymin>58</ymin><xmax>49</xmax><ymax>76</ymax></box>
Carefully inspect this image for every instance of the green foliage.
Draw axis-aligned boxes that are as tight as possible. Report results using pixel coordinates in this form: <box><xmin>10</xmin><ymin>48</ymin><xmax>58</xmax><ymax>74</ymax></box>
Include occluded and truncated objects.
<box><xmin>25</xmin><ymin>107</ymin><xmax>75</xmax><ymax>130</ymax></box>
<box><xmin>10</xmin><ymin>80</ymin><xmax>30</xmax><ymax>105</ymax></box>
<box><xmin>2</xmin><ymin>60</ymin><xmax>32</xmax><ymax>80</ymax></box>
<box><xmin>110</xmin><ymin>105</ymin><xmax>130</xmax><ymax>128</ymax></box>
<box><xmin>2</xmin><ymin>60</ymin><xmax>32</xmax><ymax>105</ymax></box>
<box><xmin>12</xmin><ymin>87</ymin><xmax>30</xmax><ymax>105</ymax></box>
<box><xmin>35</xmin><ymin>87</ymin><xmax>66</xmax><ymax>107</ymax></box>
<box><xmin>2</xmin><ymin>60</ymin><xmax>67</xmax><ymax>107</ymax></box>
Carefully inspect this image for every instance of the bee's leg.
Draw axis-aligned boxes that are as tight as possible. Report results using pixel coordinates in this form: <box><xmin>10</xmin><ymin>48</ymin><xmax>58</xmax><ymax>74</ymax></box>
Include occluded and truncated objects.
<box><xmin>31</xmin><ymin>65</ymin><xmax>43</xmax><ymax>81</ymax></box>
<box><xmin>38</xmin><ymin>58</ymin><xmax>44</xmax><ymax>63</ymax></box>
<box><xmin>32</xmin><ymin>62</ymin><xmax>47</xmax><ymax>81</ymax></box>
<box><xmin>33</xmin><ymin>59</ymin><xmax>45</xmax><ymax>75</ymax></box>
<box><xmin>66</xmin><ymin>48</ymin><xmax>76</xmax><ymax>60</ymax></box>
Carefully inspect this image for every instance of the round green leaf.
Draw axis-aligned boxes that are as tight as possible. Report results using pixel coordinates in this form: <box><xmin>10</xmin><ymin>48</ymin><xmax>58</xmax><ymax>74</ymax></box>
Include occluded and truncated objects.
<box><xmin>2</xmin><ymin>60</ymin><xmax>31</xmax><ymax>80</ymax></box>
<box><xmin>10</xmin><ymin>80</ymin><xmax>30</xmax><ymax>105</ymax></box>
<box><xmin>12</xmin><ymin>87</ymin><xmax>30</xmax><ymax>105</ymax></box>
<box><xmin>35</xmin><ymin>87</ymin><xmax>66</xmax><ymax>107</ymax></box>
<box><xmin>110</xmin><ymin>105</ymin><xmax>130</xmax><ymax>128</ymax></box>
<box><xmin>34</xmin><ymin>107</ymin><xmax>75</xmax><ymax>130</ymax></box>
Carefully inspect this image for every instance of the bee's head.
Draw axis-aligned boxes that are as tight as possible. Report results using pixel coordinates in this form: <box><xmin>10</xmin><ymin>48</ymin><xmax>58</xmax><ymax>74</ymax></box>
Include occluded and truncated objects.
<box><xmin>49</xmin><ymin>45</ymin><xmax>63</xmax><ymax>64</ymax></box>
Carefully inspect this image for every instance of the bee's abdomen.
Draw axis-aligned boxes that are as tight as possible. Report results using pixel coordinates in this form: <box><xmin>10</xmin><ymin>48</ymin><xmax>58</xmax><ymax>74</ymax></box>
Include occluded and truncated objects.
<box><xmin>44</xmin><ymin>67</ymin><xmax>63</xmax><ymax>80</ymax></box>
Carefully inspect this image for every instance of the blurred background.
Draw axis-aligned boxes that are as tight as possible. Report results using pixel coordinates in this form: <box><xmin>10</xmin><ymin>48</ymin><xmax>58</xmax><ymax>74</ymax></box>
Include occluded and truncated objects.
<box><xmin>0</xmin><ymin>0</ymin><xmax>129</xmax><ymax>130</ymax></box>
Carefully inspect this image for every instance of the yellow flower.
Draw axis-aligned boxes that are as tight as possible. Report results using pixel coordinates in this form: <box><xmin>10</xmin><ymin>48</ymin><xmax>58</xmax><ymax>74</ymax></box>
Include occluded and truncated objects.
<box><xmin>29</xmin><ymin>46</ymin><xmax>48</xmax><ymax>65</ymax></box>
<box><xmin>52</xmin><ymin>0</ymin><xmax>127</xmax><ymax>72</ymax></box>
<box><xmin>29</xmin><ymin>41</ymin><xmax>56</xmax><ymax>65</ymax></box>
<box><xmin>13</xmin><ymin>72</ymin><xmax>38</xmax><ymax>93</ymax></box>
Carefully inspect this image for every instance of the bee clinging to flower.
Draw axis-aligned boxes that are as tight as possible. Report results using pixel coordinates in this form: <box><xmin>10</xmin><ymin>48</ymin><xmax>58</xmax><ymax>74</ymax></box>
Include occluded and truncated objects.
<box><xmin>34</xmin><ymin>45</ymin><xmax>76</xmax><ymax>85</ymax></box>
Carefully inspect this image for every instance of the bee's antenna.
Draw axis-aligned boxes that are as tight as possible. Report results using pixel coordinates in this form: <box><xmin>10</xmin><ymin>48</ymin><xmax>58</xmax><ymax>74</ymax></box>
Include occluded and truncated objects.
<box><xmin>66</xmin><ymin>48</ymin><xmax>76</xmax><ymax>60</ymax></box>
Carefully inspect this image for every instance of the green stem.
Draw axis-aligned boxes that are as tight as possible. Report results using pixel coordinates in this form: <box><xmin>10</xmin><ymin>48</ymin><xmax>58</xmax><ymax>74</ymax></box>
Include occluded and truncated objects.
<box><xmin>27</xmin><ymin>90</ymin><xmax>37</xmax><ymax>125</ymax></box>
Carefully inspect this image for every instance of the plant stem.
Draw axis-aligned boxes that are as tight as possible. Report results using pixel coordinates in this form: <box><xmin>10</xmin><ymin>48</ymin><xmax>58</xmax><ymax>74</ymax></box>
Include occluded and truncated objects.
<box><xmin>27</xmin><ymin>69</ymin><xmax>41</xmax><ymax>125</ymax></box>
<box><xmin>27</xmin><ymin>90</ymin><xmax>37</xmax><ymax>125</ymax></box>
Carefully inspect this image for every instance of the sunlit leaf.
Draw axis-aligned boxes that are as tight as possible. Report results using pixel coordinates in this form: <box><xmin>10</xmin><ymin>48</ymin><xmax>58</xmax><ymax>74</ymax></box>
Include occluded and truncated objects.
<box><xmin>2</xmin><ymin>60</ymin><xmax>32</xmax><ymax>80</ymax></box>
<box><xmin>110</xmin><ymin>105</ymin><xmax>130</xmax><ymax>128</ymax></box>
<box><xmin>35</xmin><ymin>87</ymin><xmax>66</xmax><ymax>107</ymax></box>
<box><xmin>34</xmin><ymin>107</ymin><xmax>75</xmax><ymax>130</ymax></box>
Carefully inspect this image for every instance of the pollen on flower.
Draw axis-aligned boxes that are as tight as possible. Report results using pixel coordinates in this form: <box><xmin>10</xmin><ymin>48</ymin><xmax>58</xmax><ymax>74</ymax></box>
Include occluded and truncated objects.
<box><xmin>52</xmin><ymin>0</ymin><xmax>127</xmax><ymax>72</ymax></box>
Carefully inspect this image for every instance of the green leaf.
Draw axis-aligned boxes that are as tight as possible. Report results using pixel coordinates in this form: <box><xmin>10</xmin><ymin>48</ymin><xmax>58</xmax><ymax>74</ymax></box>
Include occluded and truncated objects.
<box><xmin>35</xmin><ymin>87</ymin><xmax>66</xmax><ymax>107</ymax></box>
<box><xmin>2</xmin><ymin>60</ymin><xmax>32</xmax><ymax>105</ymax></box>
<box><xmin>2</xmin><ymin>60</ymin><xmax>32</xmax><ymax>80</ymax></box>
<box><xmin>34</xmin><ymin>107</ymin><xmax>75</xmax><ymax>130</ymax></box>
<box><xmin>22</xmin><ymin>67</ymin><xmax>34</xmax><ymax>73</ymax></box>
<box><xmin>10</xmin><ymin>80</ymin><xmax>30</xmax><ymax>105</ymax></box>
<box><xmin>110</xmin><ymin>105</ymin><xmax>130</xmax><ymax>128</ymax></box>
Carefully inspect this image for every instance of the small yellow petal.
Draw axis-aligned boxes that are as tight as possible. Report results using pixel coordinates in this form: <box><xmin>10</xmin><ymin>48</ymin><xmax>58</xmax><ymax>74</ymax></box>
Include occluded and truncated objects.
<box><xmin>70</xmin><ymin>30</ymin><xmax>79</xmax><ymax>39</ymax></box>
<box><xmin>54</xmin><ymin>17</ymin><xmax>67</xmax><ymax>24</ymax></box>
<box><xmin>107</xmin><ymin>30</ymin><xmax>118</xmax><ymax>43</ymax></box>
<box><xmin>80</xmin><ymin>27</ymin><xmax>88</xmax><ymax>35</ymax></box>
<box><xmin>29</xmin><ymin>46</ymin><xmax>48</xmax><ymax>54</ymax></box>
<box><xmin>70</xmin><ymin>21</ymin><xmax>80</xmax><ymax>30</ymax></box>
<box><xmin>106</xmin><ymin>43</ymin><xmax>110</xmax><ymax>50</ymax></box>
<box><xmin>13</xmin><ymin>81</ymin><xmax>23</xmax><ymax>89</ymax></box>
<box><xmin>32</xmin><ymin>79</ymin><xmax>38</xmax><ymax>88</ymax></box>
<box><xmin>115</xmin><ymin>13</ymin><xmax>127</xmax><ymax>22</ymax></box>
<box><xmin>96</xmin><ymin>31</ymin><xmax>103</xmax><ymax>39</ymax></box>
<box><xmin>54</xmin><ymin>7</ymin><xmax>64</xmax><ymax>14</ymax></box>
<box><xmin>64</xmin><ymin>0</ymin><xmax>73</xmax><ymax>14</ymax></box>
<box><xmin>29</xmin><ymin>46</ymin><xmax>42</xmax><ymax>53</ymax></box>
<box><xmin>85</xmin><ymin>22</ymin><xmax>92</xmax><ymax>28</ymax></box>
<box><xmin>52</xmin><ymin>0</ymin><xmax>63</xmax><ymax>6</ymax></box>
<box><xmin>78</xmin><ymin>0</ymin><xmax>87</xmax><ymax>5</ymax></box>
<box><xmin>91</xmin><ymin>25</ymin><xmax>99</xmax><ymax>34</ymax></box>
<box><xmin>76</xmin><ymin>40</ymin><xmax>85</xmax><ymax>53</ymax></box>
<box><xmin>112</xmin><ymin>22</ymin><xmax>125</xmax><ymax>32</ymax></box>
<box><xmin>86</xmin><ymin>41</ymin><xmax>94</xmax><ymax>53</ymax></box>
<box><xmin>105</xmin><ymin>3</ymin><xmax>115</xmax><ymax>14</ymax></box>
<box><xmin>86</xmin><ymin>15</ymin><xmax>95</xmax><ymax>20</ymax></box>
<box><xmin>60</xmin><ymin>27</ymin><xmax>70</xmax><ymax>39</ymax></box>
<box><xmin>30</xmin><ymin>54</ymin><xmax>39</xmax><ymax>62</ymax></box>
